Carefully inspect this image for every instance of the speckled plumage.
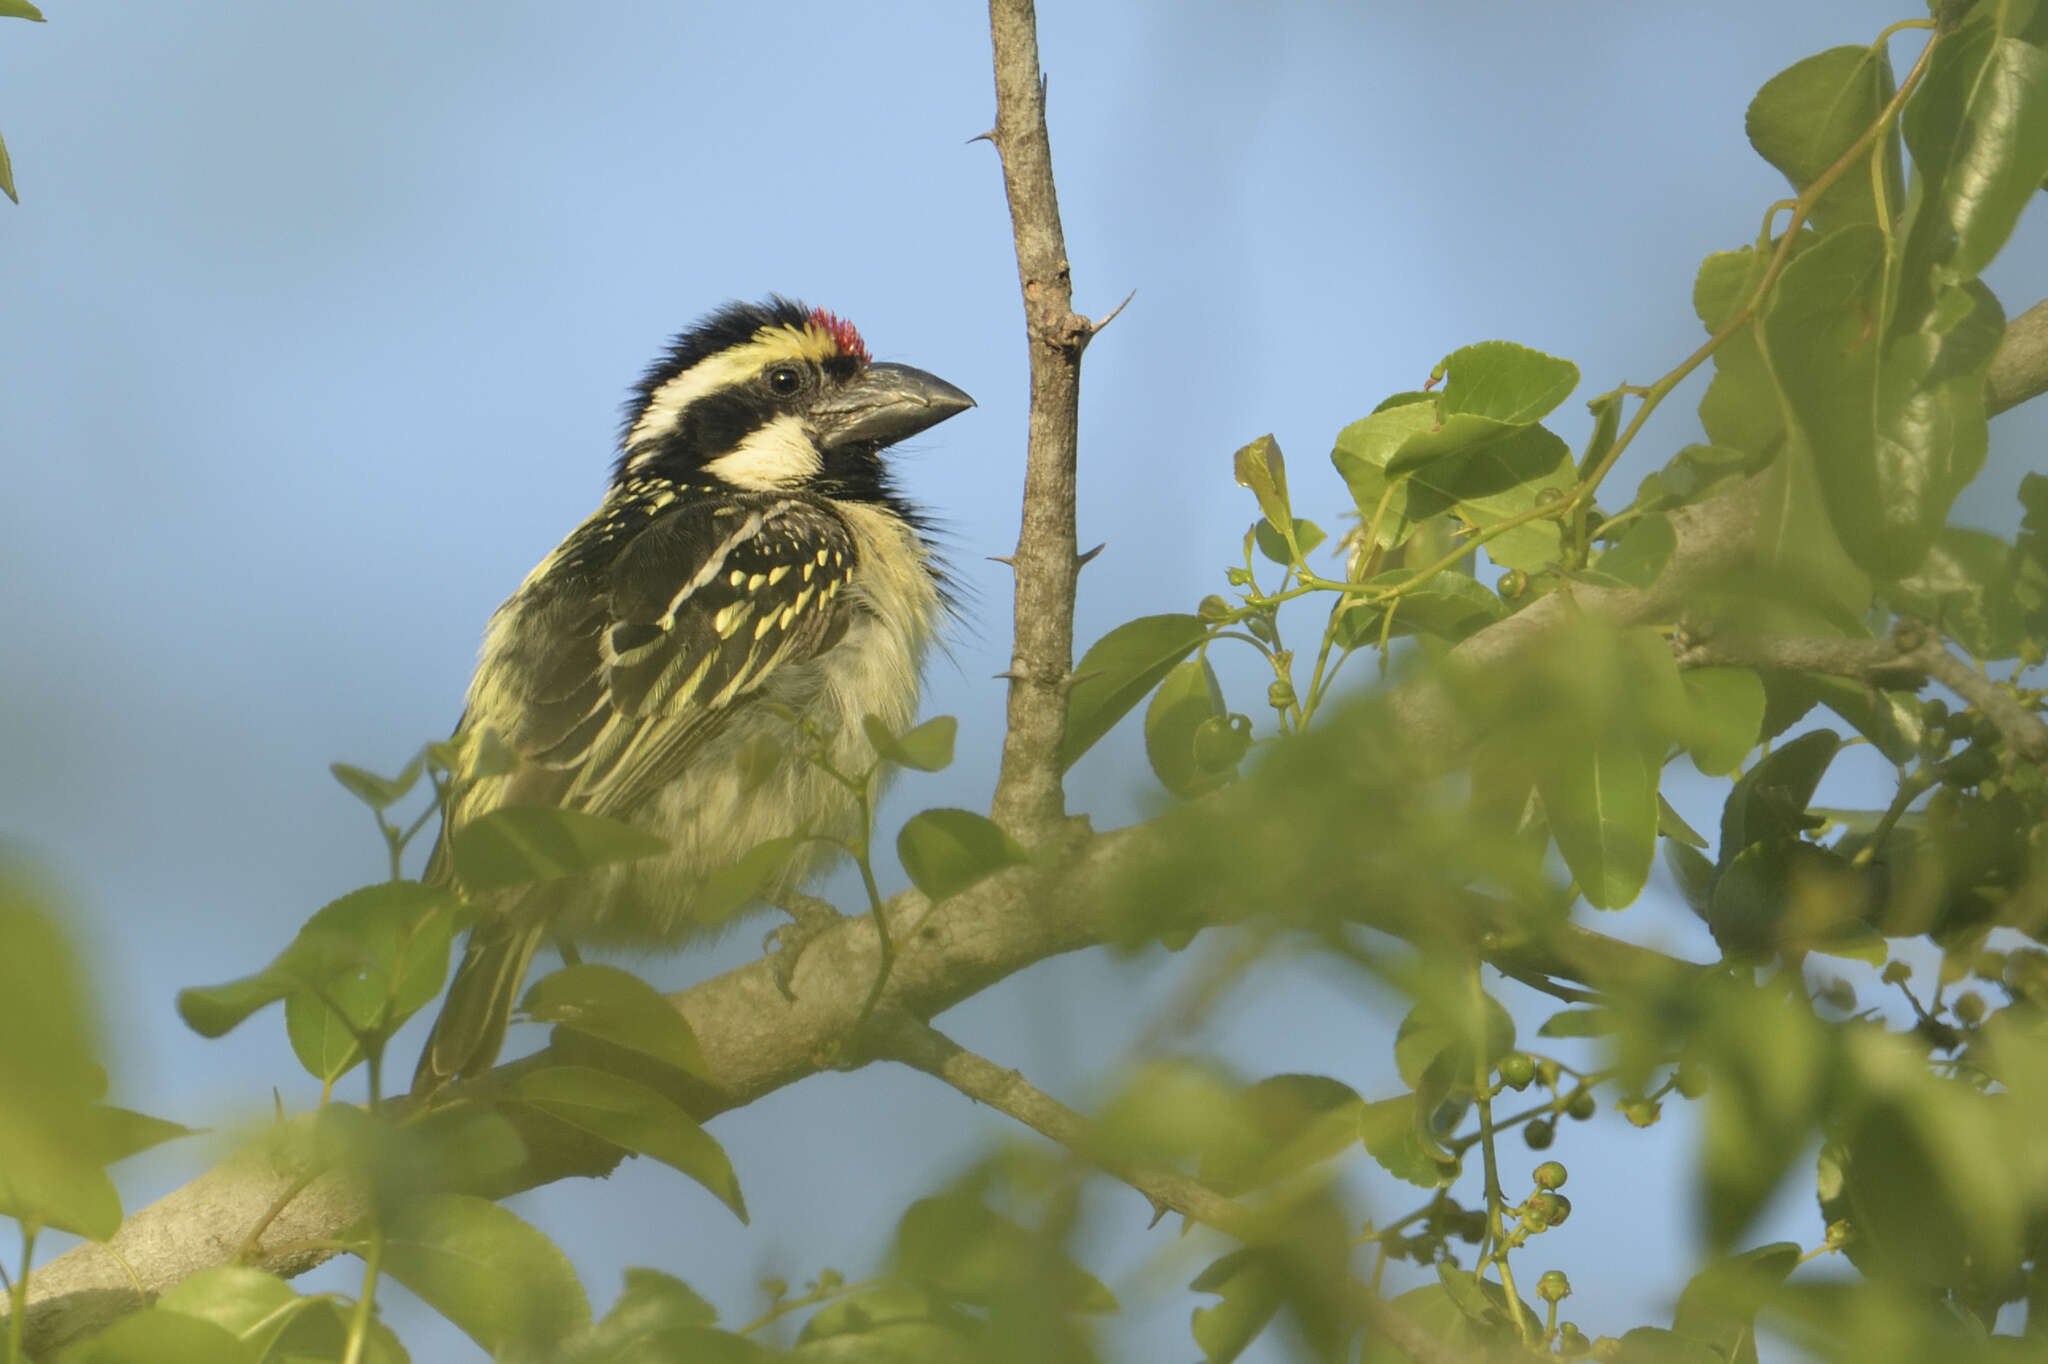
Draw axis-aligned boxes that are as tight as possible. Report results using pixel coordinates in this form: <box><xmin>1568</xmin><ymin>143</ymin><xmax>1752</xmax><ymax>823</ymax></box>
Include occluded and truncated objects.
<box><xmin>413</xmin><ymin>300</ymin><xmax>969</xmax><ymax>1091</ymax></box>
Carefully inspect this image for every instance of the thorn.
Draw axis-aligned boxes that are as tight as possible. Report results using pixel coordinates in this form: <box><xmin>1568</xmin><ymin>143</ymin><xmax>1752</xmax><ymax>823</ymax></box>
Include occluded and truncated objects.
<box><xmin>1076</xmin><ymin>543</ymin><xmax>1106</xmax><ymax>569</ymax></box>
<box><xmin>1088</xmin><ymin>289</ymin><xmax>1137</xmax><ymax>334</ymax></box>
<box><xmin>993</xmin><ymin>670</ymin><xmax>1020</xmax><ymax>682</ymax></box>
<box><xmin>987</xmin><ymin>553</ymin><xmax>1017</xmax><ymax>568</ymax></box>
<box><xmin>1145</xmin><ymin>1196</ymin><xmax>1171</xmax><ymax>1230</ymax></box>
<box><xmin>967</xmin><ymin>128</ymin><xmax>996</xmax><ymax>146</ymax></box>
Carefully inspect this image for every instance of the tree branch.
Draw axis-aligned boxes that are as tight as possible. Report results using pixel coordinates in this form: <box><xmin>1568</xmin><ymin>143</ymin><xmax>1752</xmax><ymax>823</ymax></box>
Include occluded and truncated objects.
<box><xmin>986</xmin><ymin>0</ymin><xmax>1093</xmax><ymax>840</ymax></box>
<box><xmin>1989</xmin><ymin>297</ymin><xmax>2048</xmax><ymax>416</ymax></box>
<box><xmin>1675</xmin><ymin>620</ymin><xmax>2048</xmax><ymax>767</ymax></box>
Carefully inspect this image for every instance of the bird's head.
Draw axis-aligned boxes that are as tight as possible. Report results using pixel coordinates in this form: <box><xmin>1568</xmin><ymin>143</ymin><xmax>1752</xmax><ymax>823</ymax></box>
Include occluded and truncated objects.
<box><xmin>616</xmin><ymin>298</ymin><xmax>973</xmax><ymax>502</ymax></box>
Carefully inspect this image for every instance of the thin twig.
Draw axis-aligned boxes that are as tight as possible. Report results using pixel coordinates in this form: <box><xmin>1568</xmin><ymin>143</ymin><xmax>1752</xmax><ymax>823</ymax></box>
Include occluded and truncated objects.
<box><xmin>986</xmin><ymin>0</ymin><xmax>1090</xmax><ymax>840</ymax></box>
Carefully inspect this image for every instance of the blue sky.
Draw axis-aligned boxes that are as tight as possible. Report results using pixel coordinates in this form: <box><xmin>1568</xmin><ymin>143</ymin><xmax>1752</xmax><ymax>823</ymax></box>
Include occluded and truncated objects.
<box><xmin>4</xmin><ymin>3</ymin><xmax>2044</xmax><ymax>1359</ymax></box>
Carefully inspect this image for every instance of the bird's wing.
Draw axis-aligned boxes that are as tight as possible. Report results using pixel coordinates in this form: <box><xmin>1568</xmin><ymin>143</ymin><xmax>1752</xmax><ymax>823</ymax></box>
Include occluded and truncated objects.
<box><xmin>455</xmin><ymin>496</ymin><xmax>858</xmax><ymax>833</ymax></box>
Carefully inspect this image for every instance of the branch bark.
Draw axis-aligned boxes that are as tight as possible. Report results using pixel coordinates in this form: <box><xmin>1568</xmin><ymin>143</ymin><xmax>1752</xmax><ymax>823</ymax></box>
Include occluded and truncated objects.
<box><xmin>987</xmin><ymin>0</ymin><xmax>1092</xmax><ymax>840</ymax></box>
<box><xmin>1676</xmin><ymin>620</ymin><xmax>2048</xmax><ymax>767</ymax></box>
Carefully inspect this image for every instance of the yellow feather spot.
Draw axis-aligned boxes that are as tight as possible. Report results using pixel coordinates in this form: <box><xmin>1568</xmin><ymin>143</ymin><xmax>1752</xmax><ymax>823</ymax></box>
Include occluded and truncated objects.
<box><xmin>801</xmin><ymin>562</ymin><xmax>815</xmax><ymax>581</ymax></box>
<box><xmin>753</xmin><ymin>614</ymin><xmax>777</xmax><ymax>640</ymax></box>
<box><xmin>815</xmin><ymin>547</ymin><xmax>830</xmax><ymax>565</ymax></box>
<box><xmin>767</xmin><ymin>564</ymin><xmax>790</xmax><ymax>585</ymax></box>
<box><xmin>747</xmin><ymin>573</ymin><xmax>767</xmax><ymax>591</ymax></box>
<box><xmin>728</xmin><ymin>569</ymin><xmax>746</xmax><ymax>588</ymax></box>
<box><xmin>714</xmin><ymin>602</ymin><xmax>744</xmax><ymax>635</ymax></box>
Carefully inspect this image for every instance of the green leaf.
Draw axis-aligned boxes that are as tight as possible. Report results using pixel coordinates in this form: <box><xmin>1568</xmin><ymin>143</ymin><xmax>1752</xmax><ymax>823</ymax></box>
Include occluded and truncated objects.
<box><xmin>1830</xmin><ymin>1030</ymin><xmax>2029</xmax><ymax>1287</ymax></box>
<box><xmin>361</xmin><ymin>1193</ymin><xmax>591</xmax><ymax>1356</ymax></box>
<box><xmin>862</xmin><ymin>713</ymin><xmax>958</xmax><ymax>771</ymax></box>
<box><xmin>0</xmin><ymin>1</ymin><xmax>46</xmax><ymax>18</ymax></box>
<box><xmin>1232</xmin><ymin>434</ymin><xmax>1292</xmax><ymax>531</ymax></box>
<box><xmin>1253</xmin><ymin>515</ymin><xmax>1326</xmax><ymax>565</ymax></box>
<box><xmin>1145</xmin><ymin>657</ymin><xmax>1233</xmax><ymax>799</ymax></box>
<box><xmin>1708</xmin><ymin>839</ymin><xmax>1870</xmax><ymax>958</ymax></box>
<box><xmin>1657</xmin><ymin>794</ymin><xmax>1708</xmax><ymax>849</ymax></box>
<box><xmin>1333</xmin><ymin>569</ymin><xmax>1505</xmax><ymax>648</ymax></box>
<box><xmin>1394</xmin><ymin>989</ymin><xmax>1515</xmax><ymax>1093</ymax></box>
<box><xmin>894</xmin><ymin>1193</ymin><xmax>1117</xmax><ymax>1313</ymax></box>
<box><xmin>155</xmin><ymin>1267</ymin><xmax>321</xmax><ymax>1360</ymax></box>
<box><xmin>1536</xmin><ymin>738</ymin><xmax>1659</xmax><ymax>909</ymax></box>
<box><xmin>594</xmin><ymin>1267</ymin><xmax>719</xmax><ymax>1336</ymax></box>
<box><xmin>687</xmin><ymin>834</ymin><xmax>804</xmax><ymax>925</ymax></box>
<box><xmin>1199</xmin><ymin>1073</ymin><xmax>1364</xmax><ymax>1196</ymax></box>
<box><xmin>286</xmin><ymin>984</ymin><xmax>368</xmax><ymax>1082</ymax></box>
<box><xmin>178</xmin><ymin>881</ymin><xmax>456</xmax><ymax>1039</ymax></box>
<box><xmin>1357</xmin><ymin>1095</ymin><xmax>1460</xmax><ymax>1188</ymax></box>
<box><xmin>1664</xmin><ymin>839</ymin><xmax>1716</xmax><ymax>920</ymax></box>
<box><xmin>0</xmin><ymin>876</ymin><xmax>126</xmax><ymax>1240</ymax></box>
<box><xmin>1899</xmin><ymin>6</ymin><xmax>2048</xmax><ymax>295</ymax></box>
<box><xmin>1595</xmin><ymin>513</ymin><xmax>1676</xmax><ymax>588</ymax></box>
<box><xmin>0</xmin><ymin>128</ymin><xmax>15</xmax><ymax>205</ymax></box>
<box><xmin>1760</xmin><ymin>225</ymin><xmax>1907</xmax><ymax>579</ymax></box>
<box><xmin>87</xmin><ymin>1105</ymin><xmax>198</xmax><ymax>1166</ymax></box>
<box><xmin>1436</xmin><ymin>340</ymin><xmax>1580</xmax><ymax>426</ymax></box>
<box><xmin>1680</xmin><ymin>668</ymin><xmax>1765</xmax><ymax>776</ymax></box>
<box><xmin>795</xmin><ymin>1284</ymin><xmax>977</xmax><ymax>1356</ymax></box>
<box><xmin>1697</xmin><ymin>980</ymin><xmax>1830</xmax><ymax>1248</ymax></box>
<box><xmin>1885</xmin><ymin>527</ymin><xmax>2027</xmax><ymax>660</ymax></box>
<box><xmin>515</xmin><ymin>1065</ymin><xmax>746</xmax><ymax>1221</ymax></box>
<box><xmin>68</xmin><ymin>1309</ymin><xmax>258</xmax><ymax>1364</ymax></box>
<box><xmin>1747</xmin><ymin>46</ymin><xmax>1903</xmax><ymax>233</ymax></box>
<box><xmin>451</xmin><ymin>805</ymin><xmax>669</xmax><ymax>892</ymax></box>
<box><xmin>522</xmin><ymin>963</ymin><xmax>710</xmax><ymax>1080</ymax></box>
<box><xmin>896</xmin><ymin>808</ymin><xmax>1032</xmax><ymax>902</ymax></box>
<box><xmin>1332</xmin><ymin>398</ymin><xmax>1576</xmax><ymax>572</ymax></box>
<box><xmin>1670</xmin><ymin>1244</ymin><xmax>1801</xmax><ymax>1364</ymax></box>
<box><xmin>1718</xmin><ymin>728</ymin><xmax>1840</xmax><ymax>861</ymax></box>
<box><xmin>1189</xmin><ymin>1248</ymin><xmax>1283</xmax><ymax>1363</ymax></box>
<box><xmin>1537</xmin><ymin>1007</ymin><xmax>1619</xmax><ymax>1038</ymax></box>
<box><xmin>1061</xmin><ymin>613</ymin><xmax>1210</xmax><ymax>770</ymax></box>
<box><xmin>329</xmin><ymin>755</ymin><xmax>425</xmax><ymax>810</ymax></box>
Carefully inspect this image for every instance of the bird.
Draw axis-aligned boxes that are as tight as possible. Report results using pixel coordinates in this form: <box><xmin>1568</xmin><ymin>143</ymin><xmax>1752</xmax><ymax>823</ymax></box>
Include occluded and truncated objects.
<box><xmin>411</xmin><ymin>298</ymin><xmax>973</xmax><ymax>1094</ymax></box>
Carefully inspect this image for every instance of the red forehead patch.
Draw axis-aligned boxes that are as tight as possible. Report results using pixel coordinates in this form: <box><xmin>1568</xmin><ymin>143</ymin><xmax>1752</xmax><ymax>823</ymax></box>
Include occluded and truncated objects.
<box><xmin>808</xmin><ymin>307</ymin><xmax>870</xmax><ymax>363</ymax></box>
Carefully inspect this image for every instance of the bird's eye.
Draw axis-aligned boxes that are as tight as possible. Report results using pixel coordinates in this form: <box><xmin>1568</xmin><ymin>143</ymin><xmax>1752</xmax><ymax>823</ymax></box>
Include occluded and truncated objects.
<box><xmin>767</xmin><ymin>366</ymin><xmax>804</xmax><ymax>395</ymax></box>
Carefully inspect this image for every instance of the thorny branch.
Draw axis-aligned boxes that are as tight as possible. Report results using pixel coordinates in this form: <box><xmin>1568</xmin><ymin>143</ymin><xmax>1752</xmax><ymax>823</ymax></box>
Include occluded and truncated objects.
<box><xmin>986</xmin><ymin>0</ymin><xmax>1094</xmax><ymax>841</ymax></box>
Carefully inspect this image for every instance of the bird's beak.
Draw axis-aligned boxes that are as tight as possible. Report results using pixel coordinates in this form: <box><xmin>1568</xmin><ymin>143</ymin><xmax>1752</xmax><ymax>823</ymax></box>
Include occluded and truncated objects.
<box><xmin>813</xmin><ymin>362</ymin><xmax>975</xmax><ymax>450</ymax></box>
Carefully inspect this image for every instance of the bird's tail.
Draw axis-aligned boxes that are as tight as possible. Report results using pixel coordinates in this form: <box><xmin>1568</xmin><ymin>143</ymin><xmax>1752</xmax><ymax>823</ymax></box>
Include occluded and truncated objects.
<box><xmin>411</xmin><ymin>915</ymin><xmax>548</xmax><ymax>1096</ymax></box>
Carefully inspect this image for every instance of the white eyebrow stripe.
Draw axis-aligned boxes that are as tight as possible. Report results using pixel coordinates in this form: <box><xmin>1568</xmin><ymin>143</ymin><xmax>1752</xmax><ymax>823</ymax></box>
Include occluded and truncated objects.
<box><xmin>622</xmin><ymin>325</ymin><xmax>840</xmax><ymax>463</ymax></box>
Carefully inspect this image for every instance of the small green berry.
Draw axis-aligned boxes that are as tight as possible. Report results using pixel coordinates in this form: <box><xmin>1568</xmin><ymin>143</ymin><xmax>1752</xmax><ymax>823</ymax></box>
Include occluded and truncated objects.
<box><xmin>1536</xmin><ymin>1058</ymin><xmax>1562</xmax><ymax>1088</ymax></box>
<box><xmin>1198</xmin><ymin>594</ymin><xmax>1233</xmax><ymax>622</ymax></box>
<box><xmin>1622</xmin><ymin>1098</ymin><xmax>1661</xmax><ymax>1128</ymax></box>
<box><xmin>1954</xmin><ymin>991</ymin><xmax>1986</xmax><ymax>1025</ymax></box>
<box><xmin>1537</xmin><ymin>1270</ymin><xmax>1572</xmax><ymax>1304</ymax></box>
<box><xmin>1533</xmin><ymin>1160</ymin><xmax>1567</xmax><ymax>1190</ymax></box>
<box><xmin>1497</xmin><ymin>569</ymin><xmax>1527</xmax><ymax>599</ymax></box>
<box><xmin>1881</xmin><ymin>960</ymin><xmax>1912</xmax><ymax>985</ymax></box>
<box><xmin>1498</xmin><ymin>1053</ymin><xmax>1536</xmax><ymax>1089</ymax></box>
<box><xmin>1524</xmin><ymin>1118</ymin><xmax>1556</xmax><ymax>1150</ymax></box>
<box><xmin>1558</xmin><ymin>1323</ymin><xmax>1592</xmax><ymax>1357</ymax></box>
<box><xmin>1267</xmin><ymin>679</ymin><xmax>1296</xmax><ymax>710</ymax></box>
<box><xmin>1565</xmin><ymin>1089</ymin><xmax>1596</xmax><ymax>1121</ymax></box>
<box><xmin>1674</xmin><ymin>1060</ymin><xmax>1709</xmax><ymax>1099</ymax></box>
